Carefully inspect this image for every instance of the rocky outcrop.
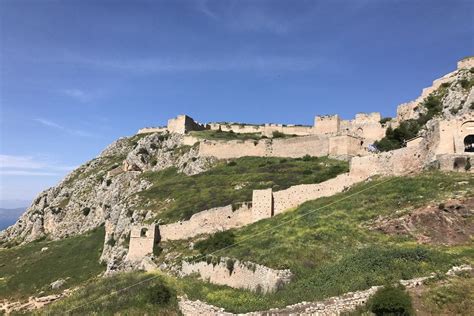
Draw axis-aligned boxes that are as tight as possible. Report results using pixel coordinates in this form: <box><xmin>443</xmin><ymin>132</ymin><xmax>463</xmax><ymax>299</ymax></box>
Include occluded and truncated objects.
<box><xmin>373</xmin><ymin>198</ymin><xmax>474</xmax><ymax>245</ymax></box>
<box><xmin>0</xmin><ymin>132</ymin><xmax>216</xmax><ymax>272</ymax></box>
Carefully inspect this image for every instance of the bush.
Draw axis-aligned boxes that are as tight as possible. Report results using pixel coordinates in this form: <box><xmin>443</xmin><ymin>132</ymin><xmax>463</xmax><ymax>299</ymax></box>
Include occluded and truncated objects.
<box><xmin>195</xmin><ymin>231</ymin><xmax>235</xmax><ymax>254</ymax></box>
<box><xmin>106</xmin><ymin>237</ymin><xmax>116</xmax><ymax>247</ymax></box>
<box><xmin>369</xmin><ymin>284</ymin><xmax>414</xmax><ymax>316</ymax></box>
<box><xmin>380</xmin><ymin>117</ymin><xmax>392</xmax><ymax>125</ymax></box>
<box><xmin>227</xmin><ymin>161</ymin><xmax>237</xmax><ymax>167</ymax></box>
<box><xmin>146</xmin><ymin>282</ymin><xmax>173</xmax><ymax>305</ymax></box>
<box><xmin>226</xmin><ymin>258</ymin><xmax>235</xmax><ymax>275</ymax></box>
<box><xmin>272</xmin><ymin>131</ymin><xmax>285</xmax><ymax>138</ymax></box>
<box><xmin>82</xmin><ymin>207</ymin><xmax>91</xmax><ymax>216</ymax></box>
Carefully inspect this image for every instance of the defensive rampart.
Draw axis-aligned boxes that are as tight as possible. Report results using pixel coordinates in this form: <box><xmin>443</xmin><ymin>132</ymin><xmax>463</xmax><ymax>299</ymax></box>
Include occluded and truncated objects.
<box><xmin>180</xmin><ymin>257</ymin><xmax>293</xmax><ymax>293</ymax></box>
<box><xmin>198</xmin><ymin>135</ymin><xmax>364</xmax><ymax>159</ymax></box>
<box><xmin>159</xmin><ymin>204</ymin><xmax>252</xmax><ymax>242</ymax></box>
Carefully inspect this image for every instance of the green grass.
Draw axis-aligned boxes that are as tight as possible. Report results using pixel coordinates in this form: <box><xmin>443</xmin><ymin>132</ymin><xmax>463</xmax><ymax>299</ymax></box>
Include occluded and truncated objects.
<box><xmin>421</xmin><ymin>273</ymin><xmax>473</xmax><ymax>315</ymax></box>
<box><xmin>0</xmin><ymin>227</ymin><xmax>105</xmax><ymax>300</ymax></box>
<box><xmin>172</xmin><ymin>171</ymin><xmax>473</xmax><ymax>312</ymax></box>
<box><xmin>190</xmin><ymin>129</ymin><xmax>262</xmax><ymax>140</ymax></box>
<box><xmin>41</xmin><ymin>272</ymin><xmax>179</xmax><ymax>316</ymax></box>
<box><xmin>135</xmin><ymin>156</ymin><xmax>349</xmax><ymax>223</ymax></box>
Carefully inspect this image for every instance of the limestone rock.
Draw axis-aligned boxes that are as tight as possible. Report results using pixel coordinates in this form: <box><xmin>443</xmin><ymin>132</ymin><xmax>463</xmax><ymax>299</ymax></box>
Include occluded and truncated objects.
<box><xmin>50</xmin><ymin>279</ymin><xmax>66</xmax><ymax>290</ymax></box>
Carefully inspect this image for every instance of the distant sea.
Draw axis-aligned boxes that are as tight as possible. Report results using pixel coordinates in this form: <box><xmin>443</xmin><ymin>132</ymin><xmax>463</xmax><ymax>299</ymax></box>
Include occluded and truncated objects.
<box><xmin>0</xmin><ymin>208</ymin><xmax>25</xmax><ymax>230</ymax></box>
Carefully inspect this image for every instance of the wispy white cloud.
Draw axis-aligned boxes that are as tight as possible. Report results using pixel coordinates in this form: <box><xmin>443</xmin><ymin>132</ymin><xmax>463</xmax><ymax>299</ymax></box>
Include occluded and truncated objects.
<box><xmin>34</xmin><ymin>118</ymin><xmax>96</xmax><ymax>138</ymax></box>
<box><xmin>70</xmin><ymin>55</ymin><xmax>325</xmax><ymax>74</ymax></box>
<box><xmin>61</xmin><ymin>88</ymin><xmax>90</xmax><ymax>102</ymax></box>
<box><xmin>194</xmin><ymin>1</ymin><xmax>294</xmax><ymax>34</ymax></box>
<box><xmin>0</xmin><ymin>154</ymin><xmax>76</xmax><ymax>177</ymax></box>
<box><xmin>195</xmin><ymin>0</ymin><xmax>219</xmax><ymax>20</ymax></box>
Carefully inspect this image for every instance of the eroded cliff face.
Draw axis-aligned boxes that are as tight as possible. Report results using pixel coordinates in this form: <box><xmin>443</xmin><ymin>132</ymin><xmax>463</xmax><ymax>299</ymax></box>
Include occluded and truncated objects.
<box><xmin>0</xmin><ymin>132</ymin><xmax>215</xmax><ymax>269</ymax></box>
<box><xmin>396</xmin><ymin>64</ymin><xmax>473</xmax><ymax>122</ymax></box>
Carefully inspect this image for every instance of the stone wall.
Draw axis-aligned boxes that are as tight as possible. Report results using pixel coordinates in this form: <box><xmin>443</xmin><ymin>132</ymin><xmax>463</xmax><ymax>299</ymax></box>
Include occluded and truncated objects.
<box><xmin>272</xmin><ymin>173</ymin><xmax>364</xmax><ymax>214</ymax></box>
<box><xmin>136</xmin><ymin>127</ymin><xmax>167</xmax><ymax>134</ymax></box>
<box><xmin>350</xmin><ymin>146</ymin><xmax>426</xmax><ymax>178</ymax></box>
<box><xmin>436</xmin><ymin>115</ymin><xmax>474</xmax><ymax>155</ymax></box>
<box><xmin>180</xmin><ymin>257</ymin><xmax>293</xmax><ymax>293</ymax></box>
<box><xmin>437</xmin><ymin>154</ymin><xmax>473</xmax><ymax>172</ymax></box>
<box><xmin>252</xmin><ymin>189</ymin><xmax>273</xmax><ymax>221</ymax></box>
<box><xmin>314</xmin><ymin>115</ymin><xmax>340</xmax><ymax>134</ymax></box>
<box><xmin>157</xmin><ymin>173</ymin><xmax>365</xmax><ymax>242</ymax></box>
<box><xmin>158</xmin><ymin>204</ymin><xmax>253</xmax><ymax>242</ymax></box>
<box><xmin>168</xmin><ymin>115</ymin><xmax>206</xmax><ymax>134</ymax></box>
<box><xmin>126</xmin><ymin>224</ymin><xmax>158</xmax><ymax>261</ymax></box>
<box><xmin>328</xmin><ymin>135</ymin><xmax>364</xmax><ymax>156</ymax></box>
<box><xmin>198</xmin><ymin>135</ymin><xmax>339</xmax><ymax>159</ymax></box>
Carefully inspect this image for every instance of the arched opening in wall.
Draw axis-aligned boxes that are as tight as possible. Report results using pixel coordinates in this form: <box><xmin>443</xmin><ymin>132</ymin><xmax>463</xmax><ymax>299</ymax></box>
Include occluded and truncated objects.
<box><xmin>357</xmin><ymin>127</ymin><xmax>363</xmax><ymax>136</ymax></box>
<box><xmin>140</xmin><ymin>227</ymin><xmax>148</xmax><ymax>237</ymax></box>
<box><xmin>464</xmin><ymin>135</ymin><xmax>474</xmax><ymax>152</ymax></box>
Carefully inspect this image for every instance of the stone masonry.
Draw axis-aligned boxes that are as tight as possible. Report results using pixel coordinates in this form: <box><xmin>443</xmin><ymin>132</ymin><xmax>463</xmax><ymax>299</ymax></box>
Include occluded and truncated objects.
<box><xmin>126</xmin><ymin>224</ymin><xmax>158</xmax><ymax>261</ymax></box>
<box><xmin>180</xmin><ymin>257</ymin><xmax>293</xmax><ymax>293</ymax></box>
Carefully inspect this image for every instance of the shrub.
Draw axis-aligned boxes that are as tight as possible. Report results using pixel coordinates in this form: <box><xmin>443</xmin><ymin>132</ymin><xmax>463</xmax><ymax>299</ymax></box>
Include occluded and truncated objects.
<box><xmin>146</xmin><ymin>282</ymin><xmax>173</xmax><ymax>305</ymax></box>
<box><xmin>195</xmin><ymin>231</ymin><xmax>235</xmax><ymax>254</ymax></box>
<box><xmin>153</xmin><ymin>245</ymin><xmax>163</xmax><ymax>257</ymax></box>
<box><xmin>369</xmin><ymin>284</ymin><xmax>414</xmax><ymax>316</ymax></box>
<box><xmin>465</xmin><ymin>158</ymin><xmax>471</xmax><ymax>171</ymax></box>
<box><xmin>380</xmin><ymin>117</ymin><xmax>392</xmax><ymax>125</ymax></box>
<box><xmin>107</xmin><ymin>237</ymin><xmax>116</xmax><ymax>247</ymax></box>
<box><xmin>440</xmin><ymin>82</ymin><xmax>451</xmax><ymax>88</ymax></box>
<box><xmin>272</xmin><ymin>131</ymin><xmax>285</xmax><ymax>138</ymax></box>
<box><xmin>227</xmin><ymin>161</ymin><xmax>237</xmax><ymax>167</ymax></box>
<box><xmin>226</xmin><ymin>258</ymin><xmax>235</xmax><ymax>275</ymax></box>
<box><xmin>150</xmin><ymin>158</ymin><xmax>158</xmax><ymax>166</ymax></box>
<box><xmin>82</xmin><ymin>207</ymin><xmax>91</xmax><ymax>216</ymax></box>
<box><xmin>137</xmin><ymin>148</ymin><xmax>149</xmax><ymax>155</ymax></box>
<box><xmin>106</xmin><ymin>179</ymin><xmax>112</xmax><ymax>186</ymax></box>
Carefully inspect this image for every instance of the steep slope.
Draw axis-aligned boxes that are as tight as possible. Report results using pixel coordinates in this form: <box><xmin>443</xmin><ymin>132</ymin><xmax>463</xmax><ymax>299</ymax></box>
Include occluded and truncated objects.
<box><xmin>0</xmin><ymin>133</ymin><xmax>349</xmax><ymax>274</ymax></box>
<box><xmin>163</xmin><ymin>171</ymin><xmax>473</xmax><ymax>313</ymax></box>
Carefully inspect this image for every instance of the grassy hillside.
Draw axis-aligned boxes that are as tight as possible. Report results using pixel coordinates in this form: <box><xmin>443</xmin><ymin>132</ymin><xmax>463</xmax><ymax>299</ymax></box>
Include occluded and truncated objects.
<box><xmin>0</xmin><ymin>227</ymin><xmax>105</xmax><ymax>300</ymax></box>
<box><xmin>136</xmin><ymin>156</ymin><xmax>349</xmax><ymax>223</ymax></box>
<box><xmin>167</xmin><ymin>171</ymin><xmax>473</xmax><ymax>312</ymax></box>
<box><xmin>42</xmin><ymin>272</ymin><xmax>180</xmax><ymax>316</ymax></box>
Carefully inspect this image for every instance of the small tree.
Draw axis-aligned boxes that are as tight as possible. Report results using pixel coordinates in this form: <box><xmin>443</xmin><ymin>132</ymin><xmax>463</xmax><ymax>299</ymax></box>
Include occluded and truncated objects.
<box><xmin>369</xmin><ymin>284</ymin><xmax>414</xmax><ymax>316</ymax></box>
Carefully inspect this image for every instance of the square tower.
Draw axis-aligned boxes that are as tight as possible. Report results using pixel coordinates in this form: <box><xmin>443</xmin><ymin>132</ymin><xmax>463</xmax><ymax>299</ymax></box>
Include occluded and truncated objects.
<box><xmin>252</xmin><ymin>188</ymin><xmax>273</xmax><ymax>221</ymax></box>
<box><xmin>314</xmin><ymin>115</ymin><xmax>340</xmax><ymax>134</ymax></box>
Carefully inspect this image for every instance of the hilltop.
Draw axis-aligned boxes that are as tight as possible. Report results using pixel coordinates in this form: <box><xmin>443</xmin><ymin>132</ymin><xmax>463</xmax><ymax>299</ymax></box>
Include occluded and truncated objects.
<box><xmin>0</xmin><ymin>57</ymin><xmax>473</xmax><ymax>315</ymax></box>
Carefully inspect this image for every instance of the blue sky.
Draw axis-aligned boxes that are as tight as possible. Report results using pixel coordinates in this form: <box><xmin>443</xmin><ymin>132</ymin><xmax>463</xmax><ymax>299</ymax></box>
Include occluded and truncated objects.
<box><xmin>0</xmin><ymin>0</ymin><xmax>473</xmax><ymax>207</ymax></box>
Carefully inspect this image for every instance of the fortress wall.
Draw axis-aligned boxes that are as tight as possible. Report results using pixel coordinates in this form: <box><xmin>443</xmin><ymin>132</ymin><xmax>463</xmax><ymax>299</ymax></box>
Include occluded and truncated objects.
<box><xmin>198</xmin><ymin>136</ymin><xmax>331</xmax><ymax>159</ymax></box>
<box><xmin>252</xmin><ymin>189</ymin><xmax>273</xmax><ymax>221</ymax></box>
<box><xmin>137</xmin><ymin>127</ymin><xmax>167</xmax><ymax>134</ymax></box>
<box><xmin>159</xmin><ymin>204</ymin><xmax>252</xmax><ymax>241</ymax></box>
<box><xmin>168</xmin><ymin>115</ymin><xmax>206</xmax><ymax>134</ymax></box>
<box><xmin>314</xmin><ymin>115</ymin><xmax>340</xmax><ymax>134</ymax></box>
<box><xmin>272</xmin><ymin>173</ymin><xmax>362</xmax><ymax>214</ymax></box>
<box><xmin>437</xmin><ymin>154</ymin><xmax>473</xmax><ymax>173</ymax></box>
<box><xmin>209</xmin><ymin>123</ymin><xmax>264</xmax><ymax>134</ymax></box>
<box><xmin>180</xmin><ymin>258</ymin><xmax>293</xmax><ymax>293</ymax></box>
<box><xmin>127</xmin><ymin>224</ymin><xmax>158</xmax><ymax>261</ymax></box>
<box><xmin>182</xmin><ymin>135</ymin><xmax>200</xmax><ymax>146</ymax></box>
<box><xmin>328</xmin><ymin>135</ymin><xmax>363</xmax><ymax>156</ymax></box>
<box><xmin>198</xmin><ymin>139</ymin><xmax>269</xmax><ymax>159</ymax></box>
<box><xmin>350</xmin><ymin>146</ymin><xmax>426</xmax><ymax>178</ymax></box>
<box><xmin>271</xmin><ymin>135</ymin><xmax>330</xmax><ymax>157</ymax></box>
